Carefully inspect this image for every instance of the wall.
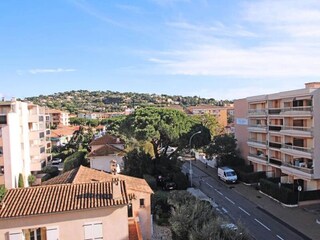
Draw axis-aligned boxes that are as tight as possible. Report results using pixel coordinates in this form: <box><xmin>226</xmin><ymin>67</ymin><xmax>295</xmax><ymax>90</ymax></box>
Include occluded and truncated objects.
<box><xmin>90</xmin><ymin>155</ymin><xmax>124</xmax><ymax>173</ymax></box>
<box><xmin>0</xmin><ymin>206</ymin><xmax>129</xmax><ymax>240</ymax></box>
<box><xmin>234</xmin><ymin>99</ymin><xmax>249</xmax><ymax>162</ymax></box>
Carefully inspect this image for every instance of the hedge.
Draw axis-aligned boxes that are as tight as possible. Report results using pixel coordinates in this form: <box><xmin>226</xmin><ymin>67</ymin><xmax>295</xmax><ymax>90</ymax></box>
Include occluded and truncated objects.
<box><xmin>260</xmin><ymin>178</ymin><xmax>298</xmax><ymax>204</ymax></box>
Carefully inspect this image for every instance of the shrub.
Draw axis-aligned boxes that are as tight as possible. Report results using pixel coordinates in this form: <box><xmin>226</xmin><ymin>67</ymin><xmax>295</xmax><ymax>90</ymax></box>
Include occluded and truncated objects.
<box><xmin>28</xmin><ymin>174</ymin><xmax>36</xmax><ymax>186</ymax></box>
<box><xmin>63</xmin><ymin>151</ymin><xmax>87</xmax><ymax>172</ymax></box>
<box><xmin>172</xmin><ymin>172</ymin><xmax>189</xmax><ymax>190</ymax></box>
<box><xmin>0</xmin><ymin>185</ymin><xmax>6</xmax><ymax>201</ymax></box>
<box><xmin>18</xmin><ymin>173</ymin><xmax>24</xmax><ymax>188</ymax></box>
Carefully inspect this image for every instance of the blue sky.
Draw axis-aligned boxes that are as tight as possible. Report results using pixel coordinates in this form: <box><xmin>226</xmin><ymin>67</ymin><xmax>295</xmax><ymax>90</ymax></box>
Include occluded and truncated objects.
<box><xmin>1</xmin><ymin>0</ymin><xmax>320</xmax><ymax>100</ymax></box>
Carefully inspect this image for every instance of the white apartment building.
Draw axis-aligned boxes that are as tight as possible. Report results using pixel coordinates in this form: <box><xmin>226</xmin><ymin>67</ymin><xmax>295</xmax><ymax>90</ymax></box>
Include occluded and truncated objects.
<box><xmin>45</xmin><ymin>108</ymin><xmax>70</xmax><ymax>126</ymax></box>
<box><xmin>235</xmin><ymin>82</ymin><xmax>320</xmax><ymax>191</ymax></box>
<box><xmin>0</xmin><ymin>99</ymin><xmax>51</xmax><ymax>189</ymax></box>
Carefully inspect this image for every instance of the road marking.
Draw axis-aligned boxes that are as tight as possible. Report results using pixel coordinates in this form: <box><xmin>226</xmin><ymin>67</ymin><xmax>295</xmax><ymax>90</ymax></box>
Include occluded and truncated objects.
<box><xmin>276</xmin><ymin>235</ymin><xmax>284</xmax><ymax>240</ymax></box>
<box><xmin>206</xmin><ymin>183</ymin><xmax>213</xmax><ymax>188</ymax></box>
<box><xmin>238</xmin><ymin>207</ymin><xmax>250</xmax><ymax>216</ymax></box>
<box><xmin>254</xmin><ymin>218</ymin><xmax>271</xmax><ymax>231</ymax></box>
<box><xmin>222</xmin><ymin>207</ymin><xmax>228</xmax><ymax>213</ymax></box>
<box><xmin>215</xmin><ymin>189</ymin><xmax>223</xmax><ymax>196</ymax></box>
<box><xmin>225</xmin><ymin>196</ymin><xmax>235</xmax><ymax>205</ymax></box>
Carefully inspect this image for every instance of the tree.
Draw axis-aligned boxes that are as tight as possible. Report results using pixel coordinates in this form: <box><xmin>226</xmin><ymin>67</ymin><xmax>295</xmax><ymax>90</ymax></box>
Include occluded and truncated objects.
<box><xmin>205</xmin><ymin>134</ymin><xmax>243</xmax><ymax>166</ymax></box>
<box><xmin>192</xmin><ymin>113</ymin><xmax>224</xmax><ymax>139</ymax></box>
<box><xmin>123</xmin><ymin>148</ymin><xmax>154</xmax><ymax>177</ymax></box>
<box><xmin>18</xmin><ymin>173</ymin><xmax>24</xmax><ymax>188</ymax></box>
<box><xmin>0</xmin><ymin>185</ymin><xmax>6</xmax><ymax>201</ymax></box>
<box><xmin>120</xmin><ymin>107</ymin><xmax>194</xmax><ymax>158</ymax></box>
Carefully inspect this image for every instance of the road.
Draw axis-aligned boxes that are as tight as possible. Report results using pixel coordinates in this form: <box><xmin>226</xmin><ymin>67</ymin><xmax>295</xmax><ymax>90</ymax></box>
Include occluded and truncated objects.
<box><xmin>182</xmin><ymin>163</ymin><xmax>309</xmax><ymax>240</ymax></box>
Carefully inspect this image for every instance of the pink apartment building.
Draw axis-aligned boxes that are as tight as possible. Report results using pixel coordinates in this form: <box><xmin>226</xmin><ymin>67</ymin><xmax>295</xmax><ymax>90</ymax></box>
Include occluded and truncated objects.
<box><xmin>45</xmin><ymin>108</ymin><xmax>70</xmax><ymax>127</ymax></box>
<box><xmin>0</xmin><ymin>99</ymin><xmax>51</xmax><ymax>189</ymax></box>
<box><xmin>234</xmin><ymin>82</ymin><xmax>320</xmax><ymax>191</ymax></box>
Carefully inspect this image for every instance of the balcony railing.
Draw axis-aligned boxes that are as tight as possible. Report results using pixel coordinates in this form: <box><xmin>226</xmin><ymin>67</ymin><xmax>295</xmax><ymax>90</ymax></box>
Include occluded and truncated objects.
<box><xmin>282</xmin><ymin>106</ymin><xmax>313</xmax><ymax>112</ymax></box>
<box><xmin>282</xmin><ymin>162</ymin><xmax>313</xmax><ymax>174</ymax></box>
<box><xmin>248</xmin><ymin>153</ymin><xmax>267</xmax><ymax>161</ymax></box>
<box><xmin>281</xmin><ymin>126</ymin><xmax>312</xmax><ymax>132</ymax></box>
<box><xmin>268</xmin><ymin>109</ymin><xmax>281</xmax><ymax>114</ymax></box>
<box><xmin>248</xmin><ymin>139</ymin><xmax>267</xmax><ymax>145</ymax></box>
<box><xmin>282</xmin><ymin>144</ymin><xmax>313</xmax><ymax>153</ymax></box>
<box><xmin>269</xmin><ymin>142</ymin><xmax>282</xmax><ymax>149</ymax></box>
<box><xmin>248</xmin><ymin>109</ymin><xmax>267</xmax><ymax>115</ymax></box>
<box><xmin>269</xmin><ymin>158</ymin><xmax>282</xmax><ymax>166</ymax></box>
<box><xmin>269</xmin><ymin>125</ymin><xmax>282</xmax><ymax>131</ymax></box>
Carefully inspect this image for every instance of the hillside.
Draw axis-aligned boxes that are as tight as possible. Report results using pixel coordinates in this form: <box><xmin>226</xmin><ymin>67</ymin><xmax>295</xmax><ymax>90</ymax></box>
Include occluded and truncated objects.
<box><xmin>22</xmin><ymin>90</ymin><xmax>232</xmax><ymax>114</ymax></box>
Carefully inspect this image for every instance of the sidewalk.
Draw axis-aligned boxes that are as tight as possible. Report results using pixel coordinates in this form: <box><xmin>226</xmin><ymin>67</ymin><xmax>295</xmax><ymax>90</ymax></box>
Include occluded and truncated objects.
<box><xmin>192</xmin><ymin>159</ymin><xmax>320</xmax><ymax>240</ymax></box>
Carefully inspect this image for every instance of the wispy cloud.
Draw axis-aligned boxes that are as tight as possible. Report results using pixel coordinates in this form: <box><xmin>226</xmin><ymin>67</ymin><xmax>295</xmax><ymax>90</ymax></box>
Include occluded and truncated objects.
<box><xmin>28</xmin><ymin>68</ymin><xmax>76</xmax><ymax>74</ymax></box>
<box><xmin>71</xmin><ymin>0</ymin><xmax>124</xmax><ymax>27</ymax></box>
<box><xmin>147</xmin><ymin>1</ymin><xmax>320</xmax><ymax>79</ymax></box>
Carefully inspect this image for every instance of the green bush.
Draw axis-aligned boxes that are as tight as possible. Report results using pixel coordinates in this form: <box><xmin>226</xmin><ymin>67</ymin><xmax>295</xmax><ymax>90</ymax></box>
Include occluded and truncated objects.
<box><xmin>237</xmin><ymin>171</ymin><xmax>266</xmax><ymax>184</ymax></box>
<box><xmin>172</xmin><ymin>172</ymin><xmax>189</xmax><ymax>190</ymax></box>
<box><xmin>0</xmin><ymin>185</ymin><xmax>6</xmax><ymax>201</ymax></box>
<box><xmin>18</xmin><ymin>173</ymin><xmax>24</xmax><ymax>188</ymax></box>
<box><xmin>63</xmin><ymin>151</ymin><xmax>87</xmax><ymax>172</ymax></box>
<box><xmin>28</xmin><ymin>174</ymin><xmax>36</xmax><ymax>186</ymax></box>
<box><xmin>42</xmin><ymin>166</ymin><xmax>60</xmax><ymax>181</ymax></box>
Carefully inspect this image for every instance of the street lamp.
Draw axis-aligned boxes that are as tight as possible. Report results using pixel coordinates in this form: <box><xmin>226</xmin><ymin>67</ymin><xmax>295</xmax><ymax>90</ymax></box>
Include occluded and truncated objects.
<box><xmin>189</xmin><ymin>130</ymin><xmax>201</xmax><ymax>187</ymax></box>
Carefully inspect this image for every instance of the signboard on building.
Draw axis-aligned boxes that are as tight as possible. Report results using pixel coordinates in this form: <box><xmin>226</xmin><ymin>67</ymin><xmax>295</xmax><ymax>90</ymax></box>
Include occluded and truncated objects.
<box><xmin>236</xmin><ymin>118</ymin><xmax>248</xmax><ymax>125</ymax></box>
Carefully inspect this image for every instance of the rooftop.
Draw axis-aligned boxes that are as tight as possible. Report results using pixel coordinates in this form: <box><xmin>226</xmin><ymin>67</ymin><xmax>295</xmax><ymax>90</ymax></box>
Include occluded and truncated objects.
<box><xmin>90</xmin><ymin>134</ymin><xmax>125</xmax><ymax>146</ymax></box>
<box><xmin>42</xmin><ymin>166</ymin><xmax>153</xmax><ymax>194</ymax></box>
<box><xmin>0</xmin><ymin>180</ymin><xmax>129</xmax><ymax>218</ymax></box>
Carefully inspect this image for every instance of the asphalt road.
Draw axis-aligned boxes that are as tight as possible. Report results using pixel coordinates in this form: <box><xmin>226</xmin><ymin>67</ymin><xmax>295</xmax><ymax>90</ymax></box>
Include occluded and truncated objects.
<box><xmin>182</xmin><ymin>163</ymin><xmax>308</xmax><ymax>240</ymax></box>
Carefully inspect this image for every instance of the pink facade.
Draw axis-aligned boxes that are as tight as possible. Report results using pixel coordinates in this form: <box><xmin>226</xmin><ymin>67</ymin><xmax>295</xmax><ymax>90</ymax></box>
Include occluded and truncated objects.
<box><xmin>234</xmin><ymin>82</ymin><xmax>320</xmax><ymax>191</ymax></box>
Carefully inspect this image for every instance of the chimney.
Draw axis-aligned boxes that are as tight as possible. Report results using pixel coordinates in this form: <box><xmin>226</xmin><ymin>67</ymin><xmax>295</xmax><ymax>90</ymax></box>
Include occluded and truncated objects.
<box><xmin>305</xmin><ymin>82</ymin><xmax>320</xmax><ymax>89</ymax></box>
<box><xmin>110</xmin><ymin>160</ymin><xmax>117</xmax><ymax>175</ymax></box>
<box><xmin>112</xmin><ymin>178</ymin><xmax>122</xmax><ymax>200</ymax></box>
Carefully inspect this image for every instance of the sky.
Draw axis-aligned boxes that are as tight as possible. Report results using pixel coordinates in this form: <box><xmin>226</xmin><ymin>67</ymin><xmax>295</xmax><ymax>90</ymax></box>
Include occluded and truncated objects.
<box><xmin>1</xmin><ymin>0</ymin><xmax>320</xmax><ymax>100</ymax></box>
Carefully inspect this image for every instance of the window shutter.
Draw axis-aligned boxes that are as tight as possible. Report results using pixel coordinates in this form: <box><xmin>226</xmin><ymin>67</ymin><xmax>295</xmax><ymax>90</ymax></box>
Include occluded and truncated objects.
<box><xmin>9</xmin><ymin>231</ymin><xmax>23</xmax><ymax>240</ymax></box>
<box><xmin>84</xmin><ymin>224</ymin><xmax>93</xmax><ymax>240</ymax></box>
<box><xmin>46</xmin><ymin>227</ymin><xmax>59</xmax><ymax>240</ymax></box>
<box><xmin>93</xmin><ymin>223</ymin><xmax>103</xmax><ymax>239</ymax></box>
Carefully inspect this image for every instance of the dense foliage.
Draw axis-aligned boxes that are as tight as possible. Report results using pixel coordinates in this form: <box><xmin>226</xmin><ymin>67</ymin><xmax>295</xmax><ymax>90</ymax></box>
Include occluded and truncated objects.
<box><xmin>22</xmin><ymin>90</ymin><xmax>233</xmax><ymax>114</ymax></box>
<box><xmin>0</xmin><ymin>185</ymin><xmax>6</xmax><ymax>201</ymax></box>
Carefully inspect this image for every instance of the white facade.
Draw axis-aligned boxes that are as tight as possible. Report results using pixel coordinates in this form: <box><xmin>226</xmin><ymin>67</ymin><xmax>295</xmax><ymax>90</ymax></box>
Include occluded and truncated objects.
<box><xmin>90</xmin><ymin>155</ymin><xmax>123</xmax><ymax>173</ymax></box>
<box><xmin>0</xmin><ymin>100</ymin><xmax>51</xmax><ymax>188</ymax></box>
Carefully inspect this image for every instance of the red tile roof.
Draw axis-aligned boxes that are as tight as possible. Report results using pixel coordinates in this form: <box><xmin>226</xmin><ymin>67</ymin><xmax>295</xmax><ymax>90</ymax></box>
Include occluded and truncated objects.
<box><xmin>90</xmin><ymin>134</ymin><xmax>125</xmax><ymax>146</ymax></box>
<box><xmin>50</xmin><ymin>126</ymin><xmax>79</xmax><ymax>138</ymax></box>
<box><xmin>42</xmin><ymin>166</ymin><xmax>153</xmax><ymax>194</ymax></box>
<box><xmin>87</xmin><ymin>144</ymin><xmax>126</xmax><ymax>157</ymax></box>
<box><xmin>0</xmin><ymin>181</ymin><xmax>129</xmax><ymax>218</ymax></box>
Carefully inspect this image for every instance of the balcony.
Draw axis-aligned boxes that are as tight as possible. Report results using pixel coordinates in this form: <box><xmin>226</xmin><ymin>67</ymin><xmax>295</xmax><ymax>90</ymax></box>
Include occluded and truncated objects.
<box><xmin>248</xmin><ymin>125</ymin><xmax>267</xmax><ymax>133</ymax></box>
<box><xmin>269</xmin><ymin>157</ymin><xmax>282</xmax><ymax>167</ymax></box>
<box><xmin>248</xmin><ymin>153</ymin><xmax>268</xmax><ymax>165</ymax></box>
<box><xmin>268</xmin><ymin>108</ymin><xmax>281</xmax><ymax>115</ymax></box>
<box><xmin>269</xmin><ymin>125</ymin><xmax>282</xmax><ymax>132</ymax></box>
<box><xmin>281</xmin><ymin>162</ymin><xmax>313</xmax><ymax>180</ymax></box>
<box><xmin>280</xmin><ymin>126</ymin><xmax>313</xmax><ymax>138</ymax></box>
<box><xmin>281</xmin><ymin>144</ymin><xmax>313</xmax><ymax>159</ymax></box>
<box><xmin>248</xmin><ymin>109</ymin><xmax>267</xmax><ymax>117</ymax></box>
<box><xmin>280</xmin><ymin>106</ymin><xmax>313</xmax><ymax>117</ymax></box>
<box><xmin>269</xmin><ymin>141</ymin><xmax>282</xmax><ymax>149</ymax></box>
<box><xmin>247</xmin><ymin>139</ymin><xmax>267</xmax><ymax>149</ymax></box>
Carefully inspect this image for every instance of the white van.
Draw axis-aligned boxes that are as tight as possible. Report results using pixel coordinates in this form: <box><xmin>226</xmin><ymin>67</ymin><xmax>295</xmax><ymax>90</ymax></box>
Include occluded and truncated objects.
<box><xmin>218</xmin><ymin>167</ymin><xmax>237</xmax><ymax>183</ymax></box>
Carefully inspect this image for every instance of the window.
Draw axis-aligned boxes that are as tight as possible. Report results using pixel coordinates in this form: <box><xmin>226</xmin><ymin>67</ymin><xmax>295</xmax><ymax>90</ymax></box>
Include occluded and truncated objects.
<box><xmin>23</xmin><ymin>227</ymin><xmax>46</xmax><ymax>240</ymax></box>
<box><xmin>83</xmin><ymin>222</ymin><xmax>103</xmax><ymax>240</ymax></box>
<box><xmin>40</xmin><ymin>147</ymin><xmax>45</xmax><ymax>154</ymax></box>
<box><xmin>0</xmin><ymin>115</ymin><xmax>7</xmax><ymax>124</ymax></box>
<box><xmin>39</xmin><ymin>116</ymin><xmax>44</xmax><ymax>122</ymax></box>
<box><xmin>39</xmin><ymin>132</ymin><xmax>45</xmax><ymax>139</ymax></box>
<box><xmin>139</xmin><ymin>198</ymin><xmax>145</xmax><ymax>208</ymax></box>
<box><xmin>0</xmin><ymin>146</ymin><xmax>3</xmax><ymax>156</ymax></box>
<box><xmin>128</xmin><ymin>203</ymin><xmax>133</xmax><ymax>217</ymax></box>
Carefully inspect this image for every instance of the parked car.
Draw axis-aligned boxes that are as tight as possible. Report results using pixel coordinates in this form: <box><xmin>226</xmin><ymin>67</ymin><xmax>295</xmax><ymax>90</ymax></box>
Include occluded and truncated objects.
<box><xmin>51</xmin><ymin>158</ymin><xmax>62</xmax><ymax>165</ymax></box>
<box><xmin>218</xmin><ymin>167</ymin><xmax>237</xmax><ymax>183</ymax></box>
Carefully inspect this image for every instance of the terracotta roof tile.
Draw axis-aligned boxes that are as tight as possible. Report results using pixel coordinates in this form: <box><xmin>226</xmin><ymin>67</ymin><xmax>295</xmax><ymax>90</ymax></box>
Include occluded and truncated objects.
<box><xmin>42</xmin><ymin>166</ymin><xmax>153</xmax><ymax>194</ymax></box>
<box><xmin>90</xmin><ymin>134</ymin><xmax>125</xmax><ymax>146</ymax></box>
<box><xmin>50</xmin><ymin>126</ymin><xmax>79</xmax><ymax>138</ymax></box>
<box><xmin>0</xmin><ymin>181</ymin><xmax>129</xmax><ymax>218</ymax></box>
<box><xmin>87</xmin><ymin>144</ymin><xmax>126</xmax><ymax>157</ymax></box>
